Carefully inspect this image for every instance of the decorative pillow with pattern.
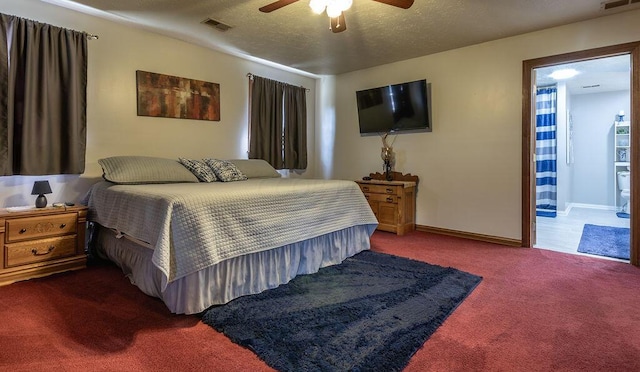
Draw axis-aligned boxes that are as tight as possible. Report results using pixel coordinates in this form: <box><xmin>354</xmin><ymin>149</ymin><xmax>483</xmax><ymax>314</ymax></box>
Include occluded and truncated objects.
<box><xmin>204</xmin><ymin>158</ymin><xmax>248</xmax><ymax>182</ymax></box>
<box><xmin>179</xmin><ymin>158</ymin><xmax>218</xmax><ymax>182</ymax></box>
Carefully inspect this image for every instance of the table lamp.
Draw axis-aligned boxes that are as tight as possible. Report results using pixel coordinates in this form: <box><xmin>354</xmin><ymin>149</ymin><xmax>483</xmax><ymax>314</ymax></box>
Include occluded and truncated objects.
<box><xmin>31</xmin><ymin>180</ymin><xmax>52</xmax><ymax>208</ymax></box>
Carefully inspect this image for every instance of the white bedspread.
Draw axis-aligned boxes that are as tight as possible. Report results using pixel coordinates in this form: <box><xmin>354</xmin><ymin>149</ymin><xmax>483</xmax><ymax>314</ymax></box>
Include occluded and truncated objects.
<box><xmin>83</xmin><ymin>179</ymin><xmax>377</xmax><ymax>288</ymax></box>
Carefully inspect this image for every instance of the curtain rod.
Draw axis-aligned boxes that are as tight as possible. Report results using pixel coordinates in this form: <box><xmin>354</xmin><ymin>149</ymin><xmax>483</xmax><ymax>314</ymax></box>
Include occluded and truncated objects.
<box><xmin>2</xmin><ymin>12</ymin><xmax>98</xmax><ymax>40</ymax></box>
<box><xmin>247</xmin><ymin>73</ymin><xmax>309</xmax><ymax>91</ymax></box>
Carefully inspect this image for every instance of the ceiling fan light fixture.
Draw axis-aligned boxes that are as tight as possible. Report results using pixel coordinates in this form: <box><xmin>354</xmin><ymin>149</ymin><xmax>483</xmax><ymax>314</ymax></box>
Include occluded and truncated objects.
<box><xmin>309</xmin><ymin>0</ymin><xmax>352</xmax><ymax>17</ymax></box>
<box><xmin>309</xmin><ymin>0</ymin><xmax>327</xmax><ymax>14</ymax></box>
<box><xmin>326</xmin><ymin>3</ymin><xmax>343</xmax><ymax>17</ymax></box>
<box><xmin>338</xmin><ymin>0</ymin><xmax>353</xmax><ymax>11</ymax></box>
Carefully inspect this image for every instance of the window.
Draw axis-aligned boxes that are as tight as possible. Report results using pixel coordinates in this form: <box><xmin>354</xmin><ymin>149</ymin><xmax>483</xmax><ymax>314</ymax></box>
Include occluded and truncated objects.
<box><xmin>0</xmin><ymin>14</ymin><xmax>87</xmax><ymax>176</ymax></box>
<box><xmin>248</xmin><ymin>75</ymin><xmax>307</xmax><ymax>170</ymax></box>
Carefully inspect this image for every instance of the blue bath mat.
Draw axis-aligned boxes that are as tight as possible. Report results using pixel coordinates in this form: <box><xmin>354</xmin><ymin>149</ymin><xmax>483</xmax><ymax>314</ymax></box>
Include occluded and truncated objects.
<box><xmin>577</xmin><ymin>224</ymin><xmax>630</xmax><ymax>260</ymax></box>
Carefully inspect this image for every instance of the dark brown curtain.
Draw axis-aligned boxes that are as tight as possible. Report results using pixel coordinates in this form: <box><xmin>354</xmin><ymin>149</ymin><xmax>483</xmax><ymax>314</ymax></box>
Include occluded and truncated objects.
<box><xmin>249</xmin><ymin>76</ymin><xmax>284</xmax><ymax>168</ymax></box>
<box><xmin>0</xmin><ymin>15</ymin><xmax>9</xmax><ymax>175</ymax></box>
<box><xmin>283</xmin><ymin>84</ymin><xmax>307</xmax><ymax>170</ymax></box>
<box><xmin>248</xmin><ymin>75</ymin><xmax>307</xmax><ymax>170</ymax></box>
<box><xmin>0</xmin><ymin>13</ymin><xmax>87</xmax><ymax>176</ymax></box>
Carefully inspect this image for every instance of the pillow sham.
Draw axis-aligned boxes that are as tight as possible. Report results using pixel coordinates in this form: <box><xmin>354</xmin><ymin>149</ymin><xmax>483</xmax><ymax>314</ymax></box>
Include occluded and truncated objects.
<box><xmin>227</xmin><ymin>159</ymin><xmax>281</xmax><ymax>179</ymax></box>
<box><xmin>179</xmin><ymin>158</ymin><xmax>218</xmax><ymax>182</ymax></box>
<box><xmin>204</xmin><ymin>158</ymin><xmax>248</xmax><ymax>182</ymax></box>
<box><xmin>98</xmin><ymin>156</ymin><xmax>199</xmax><ymax>184</ymax></box>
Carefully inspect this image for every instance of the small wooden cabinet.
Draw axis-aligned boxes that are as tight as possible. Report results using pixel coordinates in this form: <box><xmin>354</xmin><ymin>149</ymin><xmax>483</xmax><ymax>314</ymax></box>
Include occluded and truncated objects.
<box><xmin>0</xmin><ymin>206</ymin><xmax>87</xmax><ymax>286</ymax></box>
<box><xmin>356</xmin><ymin>180</ymin><xmax>417</xmax><ymax>235</ymax></box>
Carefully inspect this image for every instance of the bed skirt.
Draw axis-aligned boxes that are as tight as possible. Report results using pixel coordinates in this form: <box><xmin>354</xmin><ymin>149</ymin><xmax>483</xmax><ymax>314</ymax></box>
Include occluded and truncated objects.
<box><xmin>92</xmin><ymin>224</ymin><xmax>376</xmax><ymax>314</ymax></box>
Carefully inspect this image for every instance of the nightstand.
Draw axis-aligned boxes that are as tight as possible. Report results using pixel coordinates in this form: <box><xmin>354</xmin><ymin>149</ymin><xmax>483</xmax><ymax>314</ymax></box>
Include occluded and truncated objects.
<box><xmin>0</xmin><ymin>206</ymin><xmax>87</xmax><ymax>285</ymax></box>
<box><xmin>356</xmin><ymin>179</ymin><xmax>417</xmax><ymax>236</ymax></box>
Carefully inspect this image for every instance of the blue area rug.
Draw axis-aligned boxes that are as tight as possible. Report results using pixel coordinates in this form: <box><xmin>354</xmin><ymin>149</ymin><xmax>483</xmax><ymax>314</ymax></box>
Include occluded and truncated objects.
<box><xmin>201</xmin><ymin>250</ymin><xmax>482</xmax><ymax>372</ymax></box>
<box><xmin>577</xmin><ymin>224</ymin><xmax>630</xmax><ymax>260</ymax></box>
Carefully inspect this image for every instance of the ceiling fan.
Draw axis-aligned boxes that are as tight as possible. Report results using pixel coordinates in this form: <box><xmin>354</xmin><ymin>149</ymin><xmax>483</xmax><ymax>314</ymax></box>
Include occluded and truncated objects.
<box><xmin>259</xmin><ymin>0</ymin><xmax>414</xmax><ymax>33</ymax></box>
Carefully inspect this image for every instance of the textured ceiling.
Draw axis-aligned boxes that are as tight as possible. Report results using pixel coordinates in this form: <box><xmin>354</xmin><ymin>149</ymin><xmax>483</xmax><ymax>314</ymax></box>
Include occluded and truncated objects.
<box><xmin>48</xmin><ymin>0</ymin><xmax>640</xmax><ymax>76</ymax></box>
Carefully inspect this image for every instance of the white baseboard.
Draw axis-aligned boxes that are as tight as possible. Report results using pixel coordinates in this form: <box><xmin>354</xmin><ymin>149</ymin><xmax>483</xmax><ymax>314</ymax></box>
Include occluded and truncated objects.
<box><xmin>566</xmin><ymin>203</ymin><xmax>616</xmax><ymax>212</ymax></box>
<box><xmin>556</xmin><ymin>205</ymin><xmax>571</xmax><ymax>216</ymax></box>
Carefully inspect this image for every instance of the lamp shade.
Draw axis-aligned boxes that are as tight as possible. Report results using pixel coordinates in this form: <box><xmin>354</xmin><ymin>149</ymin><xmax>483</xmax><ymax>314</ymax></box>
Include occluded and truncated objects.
<box><xmin>31</xmin><ymin>180</ymin><xmax>52</xmax><ymax>196</ymax></box>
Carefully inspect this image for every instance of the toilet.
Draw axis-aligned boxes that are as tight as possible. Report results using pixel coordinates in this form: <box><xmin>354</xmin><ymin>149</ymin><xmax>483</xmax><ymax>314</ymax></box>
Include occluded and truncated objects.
<box><xmin>617</xmin><ymin>170</ymin><xmax>631</xmax><ymax>214</ymax></box>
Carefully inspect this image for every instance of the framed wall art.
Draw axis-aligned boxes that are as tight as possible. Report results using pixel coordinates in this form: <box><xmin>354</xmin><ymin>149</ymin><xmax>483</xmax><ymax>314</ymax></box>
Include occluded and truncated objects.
<box><xmin>136</xmin><ymin>70</ymin><xmax>220</xmax><ymax>121</ymax></box>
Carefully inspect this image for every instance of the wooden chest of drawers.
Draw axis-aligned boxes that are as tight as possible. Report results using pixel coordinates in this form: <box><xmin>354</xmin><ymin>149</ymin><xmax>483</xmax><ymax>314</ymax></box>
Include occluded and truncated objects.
<box><xmin>0</xmin><ymin>206</ymin><xmax>87</xmax><ymax>285</ymax></box>
<box><xmin>356</xmin><ymin>180</ymin><xmax>416</xmax><ymax>236</ymax></box>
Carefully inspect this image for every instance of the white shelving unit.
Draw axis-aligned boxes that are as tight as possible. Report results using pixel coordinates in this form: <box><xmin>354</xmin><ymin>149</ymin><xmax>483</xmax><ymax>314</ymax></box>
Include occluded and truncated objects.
<box><xmin>614</xmin><ymin>120</ymin><xmax>630</xmax><ymax>213</ymax></box>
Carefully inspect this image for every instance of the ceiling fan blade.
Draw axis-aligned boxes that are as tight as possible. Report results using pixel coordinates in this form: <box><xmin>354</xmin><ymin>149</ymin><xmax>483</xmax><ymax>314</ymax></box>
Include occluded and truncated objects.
<box><xmin>259</xmin><ymin>0</ymin><xmax>300</xmax><ymax>13</ymax></box>
<box><xmin>371</xmin><ymin>0</ymin><xmax>414</xmax><ymax>9</ymax></box>
<box><xmin>330</xmin><ymin>13</ymin><xmax>347</xmax><ymax>33</ymax></box>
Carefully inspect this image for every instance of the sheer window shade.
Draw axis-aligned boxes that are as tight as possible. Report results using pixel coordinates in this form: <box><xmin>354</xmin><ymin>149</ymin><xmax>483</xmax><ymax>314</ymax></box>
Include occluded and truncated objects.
<box><xmin>0</xmin><ymin>13</ymin><xmax>87</xmax><ymax>176</ymax></box>
<box><xmin>248</xmin><ymin>75</ymin><xmax>307</xmax><ymax>170</ymax></box>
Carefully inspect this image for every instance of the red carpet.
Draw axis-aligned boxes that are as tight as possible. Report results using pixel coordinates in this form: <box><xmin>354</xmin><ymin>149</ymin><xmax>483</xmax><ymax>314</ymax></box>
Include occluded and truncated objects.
<box><xmin>1</xmin><ymin>230</ymin><xmax>639</xmax><ymax>371</ymax></box>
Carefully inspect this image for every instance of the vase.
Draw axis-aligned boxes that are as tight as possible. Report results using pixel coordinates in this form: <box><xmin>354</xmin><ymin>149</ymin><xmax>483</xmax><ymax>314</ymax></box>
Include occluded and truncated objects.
<box><xmin>381</xmin><ymin>146</ymin><xmax>394</xmax><ymax>181</ymax></box>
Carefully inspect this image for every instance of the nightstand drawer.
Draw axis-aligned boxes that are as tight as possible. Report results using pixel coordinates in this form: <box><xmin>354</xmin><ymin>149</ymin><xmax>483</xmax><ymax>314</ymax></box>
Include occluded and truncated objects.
<box><xmin>0</xmin><ymin>206</ymin><xmax>87</xmax><ymax>285</ymax></box>
<box><xmin>5</xmin><ymin>213</ymin><xmax>77</xmax><ymax>243</ymax></box>
<box><xmin>4</xmin><ymin>235</ymin><xmax>77</xmax><ymax>268</ymax></box>
<box><xmin>364</xmin><ymin>193</ymin><xmax>398</xmax><ymax>204</ymax></box>
<box><xmin>356</xmin><ymin>179</ymin><xmax>417</xmax><ymax>236</ymax></box>
<box><xmin>359</xmin><ymin>184</ymin><xmax>398</xmax><ymax>195</ymax></box>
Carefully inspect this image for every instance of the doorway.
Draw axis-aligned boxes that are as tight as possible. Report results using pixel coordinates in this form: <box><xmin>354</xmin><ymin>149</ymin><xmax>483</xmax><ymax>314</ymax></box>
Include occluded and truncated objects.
<box><xmin>521</xmin><ymin>42</ymin><xmax>640</xmax><ymax>266</ymax></box>
<box><xmin>533</xmin><ymin>56</ymin><xmax>631</xmax><ymax>260</ymax></box>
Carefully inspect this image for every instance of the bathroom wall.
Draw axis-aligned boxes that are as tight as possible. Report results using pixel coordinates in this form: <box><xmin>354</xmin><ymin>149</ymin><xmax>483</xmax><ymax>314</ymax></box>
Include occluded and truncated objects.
<box><xmin>568</xmin><ymin>90</ymin><xmax>630</xmax><ymax>207</ymax></box>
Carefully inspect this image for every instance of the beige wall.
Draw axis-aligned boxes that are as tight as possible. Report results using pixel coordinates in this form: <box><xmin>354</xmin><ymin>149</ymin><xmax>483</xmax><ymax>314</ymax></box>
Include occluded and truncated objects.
<box><xmin>0</xmin><ymin>0</ymin><xmax>317</xmax><ymax>207</ymax></box>
<box><xmin>326</xmin><ymin>10</ymin><xmax>640</xmax><ymax>240</ymax></box>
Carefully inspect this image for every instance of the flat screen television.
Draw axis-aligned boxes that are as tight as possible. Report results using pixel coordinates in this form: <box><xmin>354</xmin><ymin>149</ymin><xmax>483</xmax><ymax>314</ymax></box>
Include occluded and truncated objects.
<box><xmin>356</xmin><ymin>79</ymin><xmax>432</xmax><ymax>135</ymax></box>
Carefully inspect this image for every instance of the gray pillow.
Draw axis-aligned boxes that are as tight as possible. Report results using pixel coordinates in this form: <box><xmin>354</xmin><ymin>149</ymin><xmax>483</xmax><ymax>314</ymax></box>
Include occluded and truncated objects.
<box><xmin>179</xmin><ymin>158</ymin><xmax>218</xmax><ymax>182</ymax></box>
<box><xmin>204</xmin><ymin>158</ymin><xmax>248</xmax><ymax>182</ymax></box>
<box><xmin>99</xmin><ymin>156</ymin><xmax>199</xmax><ymax>184</ymax></box>
<box><xmin>227</xmin><ymin>159</ymin><xmax>281</xmax><ymax>179</ymax></box>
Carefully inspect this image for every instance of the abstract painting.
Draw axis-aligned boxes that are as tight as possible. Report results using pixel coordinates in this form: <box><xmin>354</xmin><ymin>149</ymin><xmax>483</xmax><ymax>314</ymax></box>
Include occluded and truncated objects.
<box><xmin>136</xmin><ymin>70</ymin><xmax>220</xmax><ymax>121</ymax></box>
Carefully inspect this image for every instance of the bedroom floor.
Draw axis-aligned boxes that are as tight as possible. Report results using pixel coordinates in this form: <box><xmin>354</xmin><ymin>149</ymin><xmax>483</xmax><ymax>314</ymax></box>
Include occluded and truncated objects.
<box><xmin>2</xmin><ymin>231</ymin><xmax>640</xmax><ymax>371</ymax></box>
<box><xmin>534</xmin><ymin>206</ymin><xmax>630</xmax><ymax>261</ymax></box>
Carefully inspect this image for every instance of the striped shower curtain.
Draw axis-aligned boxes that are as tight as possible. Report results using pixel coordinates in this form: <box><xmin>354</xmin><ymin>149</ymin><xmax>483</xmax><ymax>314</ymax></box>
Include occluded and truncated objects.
<box><xmin>535</xmin><ymin>86</ymin><xmax>557</xmax><ymax>217</ymax></box>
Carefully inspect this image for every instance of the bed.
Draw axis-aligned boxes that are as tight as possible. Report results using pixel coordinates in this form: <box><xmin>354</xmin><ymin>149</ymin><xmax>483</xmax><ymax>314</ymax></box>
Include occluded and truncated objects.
<box><xmin>83</xmin><ymin>156</ymin><xmax>378</xmax><ymax>314</ymax></box>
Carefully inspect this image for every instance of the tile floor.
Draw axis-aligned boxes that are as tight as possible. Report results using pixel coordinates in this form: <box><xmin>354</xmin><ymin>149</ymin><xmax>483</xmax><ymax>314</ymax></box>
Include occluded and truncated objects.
<box><xmin>534</xmin><ymin>206</ymin><xmax>630</xmax><ymax>262</ymax></box>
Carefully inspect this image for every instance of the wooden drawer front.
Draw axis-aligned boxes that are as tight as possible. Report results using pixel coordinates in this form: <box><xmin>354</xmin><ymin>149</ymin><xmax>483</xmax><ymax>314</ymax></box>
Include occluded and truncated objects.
<box><xmin>359</xmin><ymin>184</ymin><xmax>399</xmax><ymax>195</ymax></box>
<box><xmin>364</xmin><ymin>193</ymin><xmax>398</xmax><ymax>204</ymax></box>
<box><xmin>378</xmin><ymin>204</ymin><xmax>398</xmax><ymax>225</ymax></box>
<box><xmin>5</xmin><ymin>235</ymin><xmax>77</xmax><ymax>268</ymax></box>
<box><xmin>5</xmin><ymin>214</ymin><xmax>77</xmax><ymax>243</ymax></box>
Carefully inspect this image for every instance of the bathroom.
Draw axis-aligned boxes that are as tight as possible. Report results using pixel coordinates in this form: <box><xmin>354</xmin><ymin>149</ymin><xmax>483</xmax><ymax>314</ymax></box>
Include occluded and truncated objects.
<box><xmin>534</xmin><ymin>55</ymin><xmax>631</xmax><ymax>259</ymax></box>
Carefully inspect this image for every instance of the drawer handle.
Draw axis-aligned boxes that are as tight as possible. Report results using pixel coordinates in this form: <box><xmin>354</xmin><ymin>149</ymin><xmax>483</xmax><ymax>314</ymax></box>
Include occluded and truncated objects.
<box><xmin>60</xmin><ymin>223</ymin><xmax>67</xmax><ymax>228</ymax></box>
<box><xmin>19</xmin><ymin>228</ymin><xmax>27</xmax><ymax>234</ymax></box>
<box><xmin>386</xmin><ymin>197</ymin><xmax>394</xmax><ymax>203</ymax></box>
<box><xmin>32</xmin><ymin>246</ymin><xmax>55</xmax><ymax>256</ymax></box>
<box><xmin>364</xmin><ymin>195</ymin><xmax>369</xmax><ymax>199</ymax></box>
<box><xmin>386</xmin><ymin>188</ymin><xmax>394</xmax><ymax>194</ymax></box>
<box><xmin>362</xmin><ymin>186</ymin><xmax>369</xmax><ymax>192</ymax></box>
